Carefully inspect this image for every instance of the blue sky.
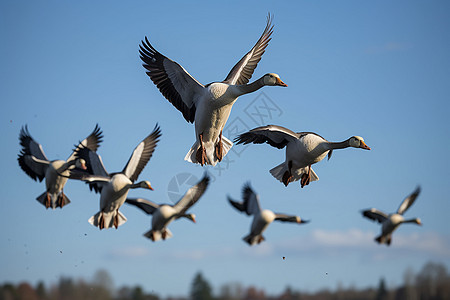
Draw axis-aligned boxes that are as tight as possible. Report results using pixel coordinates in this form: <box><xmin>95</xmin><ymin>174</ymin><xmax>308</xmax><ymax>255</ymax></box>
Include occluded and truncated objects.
<box><xmin>1</xmin><ymin>0</ymin><xmax>450</xmax><ymax>297</ymax></box>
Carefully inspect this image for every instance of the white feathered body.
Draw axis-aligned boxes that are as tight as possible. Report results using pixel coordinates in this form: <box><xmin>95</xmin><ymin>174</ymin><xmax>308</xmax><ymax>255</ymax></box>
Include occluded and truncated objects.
<box><xmin>145</xmin><ymin>205</ymin><xmax>177</xmax><ymax>241</ymax></box>
<box><xmin>244</xmin><ymin>209</ymin><xmax>275</xmax><ymax>245</ymax></box>
<box><xmin>46</xmin><ymin>160</ymin><xmax>69</xmax><ymax>196</ymax></box>
<box><xmin>381</xmin><ymin>214</ymin><xmax>404</xmax><ymax>237</ymax></box>
<box><xmin>36</xmin><ymin>160</ymin><xmax>71</xmax><ymax>209</ymax></box>
<box><xmin>271</xmin><ymin>134</ymin><xmax>329</xmax><ymax>183</ymax></box>
<box><xmin>89</xmin><ymin>174</ymin><xmax>130</xmax><ymax>229</ymax></box>
<box><xmin>186</xmin><ymin>83</ymin><xmax>238</xmax><ymax>165</ymax></box>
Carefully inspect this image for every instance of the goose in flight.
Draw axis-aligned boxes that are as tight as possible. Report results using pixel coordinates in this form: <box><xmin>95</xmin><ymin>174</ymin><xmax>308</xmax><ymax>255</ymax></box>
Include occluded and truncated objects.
<box><xmin>18</xmin><ymin>125</ymin><xmax>103</xmax><ymax>209</ymax></box>
<box><xmin>139</xmin><ymin>14</ymin><xmax>287</xmax><ymax>166</ymax></box>
<box><xmin>235</xmin><ymin>125</ymin><xmax>370</xmax><ymax>188</ymax></box>
<box><xmin>228</xmin><ymin>182</ymin><xmax>309</xmax><ymax>245</ymax></box>
<box><xmin>362</xmin><ymin>186</ymin><xmax>422</xmax><ymax>245</ymax></box>
<box><xmin>71</xmin><ymin>125</ymin><xmax>161</xmax><ymax>229</ymax></box>
<box><xmin>125</xmin><ymin>173</ymin><xmax>210</xmax><ymax>241</ymax></box>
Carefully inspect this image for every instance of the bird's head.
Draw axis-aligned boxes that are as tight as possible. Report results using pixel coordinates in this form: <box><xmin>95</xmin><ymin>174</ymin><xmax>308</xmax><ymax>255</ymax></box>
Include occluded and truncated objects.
<box><xmin>263</xmin><ymin>73</ymin><xmax>287</xmax><ymax>87</ymax></box>
<box><xmin>349</xmin><ymin>136</ymin><xmax>371</xmax><ymax>150</ymax></box>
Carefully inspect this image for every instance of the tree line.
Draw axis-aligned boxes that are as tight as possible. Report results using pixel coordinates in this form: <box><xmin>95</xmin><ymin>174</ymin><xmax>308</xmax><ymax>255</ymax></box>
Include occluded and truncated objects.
<box><xmin>1</xmin><ymin>261</ymin><xmax>449</xmax><ymax>300</ymax></box>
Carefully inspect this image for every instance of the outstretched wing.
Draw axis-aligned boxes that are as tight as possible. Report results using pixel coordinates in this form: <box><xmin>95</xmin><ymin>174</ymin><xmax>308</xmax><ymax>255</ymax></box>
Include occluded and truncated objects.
<box><xmin>397</xmin><ymin>186</ymin><xmax>421</xmax><ymax>215</ymax></box>
<box><xmin>274</xmin><ymin>213</ymin><xmax>309</xmax><ymax>224</ymax></box>
<box><xmin>74</xmin><ymin>145</ymin><xmax>109</xmax><ymax>193</ymax></box>
<box><xmin>17</xmin><ymin>125</ymin><xmax>49</xmax><ymax>182</ymax></box>
<box><xmin>227</xmin><ymin>182</ymin><xmax>261</xmax><ymax>216</ymax></box>
<box><xmin>125</xmin><ymin>198</ymin><xmax>160</xmax><ymax>215</ymax></box>
<box><xmin>68</xmin><ymin>124</ymin><xmax>103</xmax><ymax>162</ymax></box>
<box><xmin>362</xmin><ymin>208</ymin><xmax>388</xmax><ymax>223</ymax></box>
<box><xmin>139</xmin><ymin>38</ymin><xmax>205</xmax><ymax>123</ymax></box>
<box><xmin>174</xmin><ymin>173</ymin><xmax>210</xmax><ymax>215</ymax></box>
<box><xmin>223</xmin><ymin>13</ymin><xmax>274</xmax><ymax>85</ymax></box>
<box><xmin>234</xmin><ymin>125</ymin><xmax>300</xmax><ymax>149</ymax></box>
<box><xmin>122</xmin><ymin>124</ymin><xmax>161</xmax><ymax>183</ymax></box>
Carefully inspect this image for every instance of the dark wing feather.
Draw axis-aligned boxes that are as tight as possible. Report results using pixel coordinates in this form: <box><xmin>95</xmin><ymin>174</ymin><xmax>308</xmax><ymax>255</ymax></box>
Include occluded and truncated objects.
<box><xmin>234</xmin><ymin>125</ymin><xmax>299</xmax><ymax>149</ymax></box>
<box><xmin>125</xmin><ymin>198</ymin><xmax>159</xmax><ymax>215</ymax></box>
<box><xmin>122</xmin><ymin>124</ymin><xmax>161</xmax><ymax>182</ymax></box>
<box><xmin>174</xmin><ymin>173</ymin><xmax>210</xmax><ymax>215</ymax></box>
<box><xmin>17</xmin><ymin>125</ymin><xmax>49</xmax><ymax>182</ymax></box>
<box><xmin>227</xmin><ymin>196</ymin><xmax>246</xmax><ymax>213</ymax></box>
<box><xmin>68</xmin><ymin>124</ymin><xmax>103</xmax><ymax>161</ymax></box>
<box><xmin>223</xmin><ymin>13</ymin><xmax>274</xmax><ymax>85</ymax></box>
<box><xmin>139</xmin><ymin>37</ymin><xmax>204</xmax><ymax>123</ymax></box>
<box><xmin>274</xmin><ymin>213</ymin><xmax>309</xmax><ymax>223</ymax></box>
<box><xmin>362</xmin><ymin>208</ymin><xmax>388</xmax><ymax>224</ymax></box>
<box><xmin>242</xmin><ymin>182</ymin><xmax>261</xmax><ymax>215</ymax></box>
<box><xmin>74</xmin><ymin>145</ymin><xmax>109</xmax><ymax>193</ymax></box>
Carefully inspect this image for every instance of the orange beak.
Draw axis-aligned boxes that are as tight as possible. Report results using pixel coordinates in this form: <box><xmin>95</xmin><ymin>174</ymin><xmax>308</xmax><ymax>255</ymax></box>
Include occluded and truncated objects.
<box><xmin>276</xmin><ymin>77</ymin><xmax>288</xmax><ymax>87</ymax></box>
<box><xmin>147</xmin><ymin>183</ymin><xmax>154</xmax><ymax>190</ymax></box>
<box><xmin>80</xmin><ymin>162</ymin><xmax>87</xmax><ymax>170</ymax></box>
<box><xmin>360</xmin><ymin>141</ymin><xmax>371</xmax><ymax>150</ymax></box>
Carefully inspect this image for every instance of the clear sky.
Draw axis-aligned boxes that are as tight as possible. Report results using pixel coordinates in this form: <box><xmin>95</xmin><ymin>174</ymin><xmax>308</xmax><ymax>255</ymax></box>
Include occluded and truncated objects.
<box><xmin>1</xmin><ymin>0</ymin><xmax>450</xmax><ymax>297</ymax></box>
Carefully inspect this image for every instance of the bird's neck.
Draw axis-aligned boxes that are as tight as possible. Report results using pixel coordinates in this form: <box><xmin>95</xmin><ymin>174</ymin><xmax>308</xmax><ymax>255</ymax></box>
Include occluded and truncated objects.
<box><xmin>236</xmin><ymin>77</ymin><xmax>265</xmax><ymax>96</ymax></box>
<box><xmin>326</xmin><ymin>139</ymin><xmax>351</xmax><ymax>150</ymax></box>
<box><xmin>129</xmin><ymin>181</ymin><xmax>142</xmax><ymax>189</ymax></box>
<box><xmin>403</xmin><ymin>218</ymin><xmax>419</xmax><ymax>224</ymax></box>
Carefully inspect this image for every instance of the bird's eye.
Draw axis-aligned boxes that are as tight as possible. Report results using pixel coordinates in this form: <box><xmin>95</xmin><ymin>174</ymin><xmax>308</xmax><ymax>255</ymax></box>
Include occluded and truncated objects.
<box><xmin>270</xmin><ymin>75</ymin><xmax>274</xmax><ymax>78</ymax></box>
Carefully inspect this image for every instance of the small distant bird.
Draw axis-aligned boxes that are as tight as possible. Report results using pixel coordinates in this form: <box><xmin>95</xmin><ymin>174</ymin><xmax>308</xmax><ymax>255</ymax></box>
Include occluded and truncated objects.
<box><xmin>362</xmin><ymin>186</ymin><xmax>422</xmax><ymax>245</ymax></box>
<box><xmin>228</xmin><ymin>182</ymin><xmax>309</xmax><ymax>246</ymax></box>
<box><xmin>125</xmin><ymin>173</ymin><xmax>210</xmax><ymax>241</ymax></box>
<box><xmin>139</xmin><ymin>14</ymin><xmax>287</xmax><ymax>166</ymax></box>
<box><xmin>18</xmin><ymin>125</ymin><xmax>103</xmax><ymax>209</ymax></box>
<box><xmin>234</xmin><ymin>125</ymin><xmax>370</xmax><ymax>188</ymax></box>
<box><xmin>71</xmin><ymin>125</ymin><xmax>161</xmax><ymax>230</ymax></box>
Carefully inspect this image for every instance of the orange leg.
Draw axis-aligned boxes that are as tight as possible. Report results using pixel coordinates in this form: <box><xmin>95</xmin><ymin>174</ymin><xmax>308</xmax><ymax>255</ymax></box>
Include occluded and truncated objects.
<box><xmin>57</xmin><ymin>191</ymin><xmax>65</xmax><ymax>208</ymax></box>
<box><xmin>195</xmin><ymin>133</ymin><xmax>207</xmax><ymax>166</ymax></box>
<box><xmin>282</xmin><ymin>161</ymin><xmax>293</xmax><ymax>187</ymax></box>
<box><xmin>113</xmin><ymin>211</ymin><xmax>119</xmax><ymax>229</ymax></box>
<box><xmin>215</xmin><ymin>130</ymin><xmax>223</xmax><ymax>162</ymax></box>
<box><xmin>45</xmin><ymin>193</ymin><xmax>51</xmax><ymax>209</ymax></box>
<box><xmin>99</xmin><ymin>212</ymin><xmax>105</xmax><ymax>230</ymax></box>
<box><xmin>300</xmin><ymin>166</ymin><xmax>311</xmax><ymax>188</ymax></box>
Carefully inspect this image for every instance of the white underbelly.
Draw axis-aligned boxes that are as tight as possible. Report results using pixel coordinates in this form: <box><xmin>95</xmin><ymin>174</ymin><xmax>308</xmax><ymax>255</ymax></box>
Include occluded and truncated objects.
<box><xmin>195</xmin><ymin>101</ymin><xmax>235</xmax><ymax>142</ymax></box>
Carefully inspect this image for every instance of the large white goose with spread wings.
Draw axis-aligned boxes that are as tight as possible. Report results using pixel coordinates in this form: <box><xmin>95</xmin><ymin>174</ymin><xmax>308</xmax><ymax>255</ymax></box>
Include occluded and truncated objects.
<box><xmin>228</xmin><ymin>182</ymin><xmax>309</xmax><ymax>246</ymax></box>
<box><xmin>362</xmin><ymin>186</ymin><xmax>422</xmax><ymax>245</ymax></box>
<box><xmin>235</xmin><ymin>125</ymin><xmax>371</xmax><ymax>188</ymax></box>
<box><xmin>18</xmin><ymin>125</ymin><xmax>103</xmax><ymax>209</ymax></box>
<box><xmin>125</xmin><ymin>173</ymin><xmax>210</xmax><ymax>241</ymax></box>
<box><xmin>71</xmin><ymin>125</ymin><xmax>161</xmax><ymax>230</ymax></box>
<box><xmin>139</xmin><ymin>14</ymin><xmax>287</xmax><ymax>166</ymax></box>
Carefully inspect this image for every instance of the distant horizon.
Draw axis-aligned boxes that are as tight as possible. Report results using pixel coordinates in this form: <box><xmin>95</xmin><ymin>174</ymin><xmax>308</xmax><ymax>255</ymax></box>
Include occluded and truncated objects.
<box><xmin>3</xmin><ymin>260</ymin><xmax>448</xmax><ymax>298</ymax></box>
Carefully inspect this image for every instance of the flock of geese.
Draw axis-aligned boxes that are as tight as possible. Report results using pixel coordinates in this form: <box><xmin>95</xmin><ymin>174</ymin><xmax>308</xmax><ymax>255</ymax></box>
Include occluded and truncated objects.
<box><xmin>17</xmin><ymin>14</ymin><xmax>422</xmax><ymax>246</ymax></box>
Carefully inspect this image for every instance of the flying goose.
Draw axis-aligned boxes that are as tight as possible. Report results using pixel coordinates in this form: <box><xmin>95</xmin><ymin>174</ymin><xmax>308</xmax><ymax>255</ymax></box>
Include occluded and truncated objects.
<box><xmin>139</xmin><ymin>14</ymin><xmax>287</xmax><ymax>166</ymax></box>
<box><xmin>125</xmin><ymin>173</ymin><xmax>210</xmax><ymax>241</ymax></box>
<box><xmin>228</xmin><ymin>182</ymin><xmax>309</xmax><ymax>245</ymax></box>
<box><xmin>235</xmin><ymin>125</ymin><xmax>371</xmax><ymax>188</ymax></box>
<box><xmin>362</xmin><ymin>186</ymin><xmax>422</xmax><ymax>245</ymax></box>
<box><xmin>17</xmin><ymin>125</ymin><xmax>103</xmax><ymax>209</ymax></box>
<box><xmin>70</xmin><ymin>125</ymin><xmax>161</xmax><ymax>230</ymax></box>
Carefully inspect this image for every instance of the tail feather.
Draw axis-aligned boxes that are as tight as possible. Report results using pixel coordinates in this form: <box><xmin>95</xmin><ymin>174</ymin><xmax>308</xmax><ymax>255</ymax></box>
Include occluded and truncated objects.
<box><xmin>375</xmin><ymin>235</ymin><xmax>391</xmax><ymax>246</ymax></box>
<box><xmin>36</xmin><ymin>192</ymin><xmax>49</xmax><ymax>208</ymax></box>
<box><xmin>36</xmin><ymin>192</ymin><xmax>70</xmax><ymax>209</ymax></box>
<box><xmin>269</xmin><ymin>163</ymin><xmax>288</xmax><ymax>183</ymax></box>
<box><xmin>184</xmin><ymin>135</ymin><xmax>233</xmax><ymax>166</ymax></box>
<box><xmin>270</xmin><ymin>164</ymin><xmax>319</xmax><ymax>184</ymax></box>
<box><xmin>57</xmin><ymin>193</ymin><xmax>71</xmax><ymax>208</ymax></box>
<box><xmin>89</xmin><ymin>210</ymin><xmax>127</xmax><ymax>229</ymax></box>
<box><xmin>243</xmin><ymin>234</ymin><xmax>265</xmax><ymax>246</ymax></box>
<box><xmin>144</xmin><ymin>228</ymin><xmax>173</xmax><ymax>242</ymax></box>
